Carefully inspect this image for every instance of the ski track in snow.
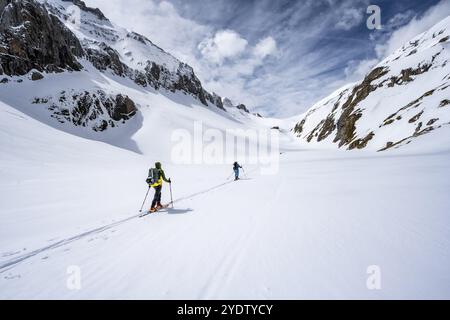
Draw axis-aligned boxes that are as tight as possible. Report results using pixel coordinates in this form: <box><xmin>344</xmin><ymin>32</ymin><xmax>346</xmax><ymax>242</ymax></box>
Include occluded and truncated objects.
<box><xmin>1</xmin><ymin>148</ymin><xmax>450</xmax><ymax>299</ymax></box>
<box><xmin>200</xmin><ymin>177</ymin><xmax>286</xmax><ymax>299</ymax></box>
<box><xmin>0</xmin><ymin>215</ymin><xmax>138</xmax><ymax>274</ymax></box>
<box><xmin>0</xmin><ymin>175</ymin><xmax>257</xmax><ymax>274</ymax></box>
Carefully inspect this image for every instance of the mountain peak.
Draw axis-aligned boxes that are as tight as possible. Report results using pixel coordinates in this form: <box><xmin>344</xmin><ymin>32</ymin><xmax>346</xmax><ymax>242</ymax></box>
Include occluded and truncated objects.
<box><xmin>60</xmin><ymin>0</ymin><xmax>108</xmax><ymax>21</ymax></box>
<box><xmin>0</xmin><ymin>0</ymin><xmax>256</xmax><ymax>135</ymax></box>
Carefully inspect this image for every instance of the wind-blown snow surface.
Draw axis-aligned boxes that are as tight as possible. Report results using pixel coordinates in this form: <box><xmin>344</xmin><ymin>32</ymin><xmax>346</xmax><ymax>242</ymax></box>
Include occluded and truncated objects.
<box><xmin>1</xmin><ymin>83</ymin><xmax>450</xmax><ymax>298</ymax></box>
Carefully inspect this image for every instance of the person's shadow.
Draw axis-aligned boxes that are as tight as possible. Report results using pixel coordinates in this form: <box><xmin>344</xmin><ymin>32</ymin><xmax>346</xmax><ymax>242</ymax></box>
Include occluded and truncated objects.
<box><xmin>164</xmin><ymin>208</ymin><xmax>193</xmax><ymax>215</ymax></box>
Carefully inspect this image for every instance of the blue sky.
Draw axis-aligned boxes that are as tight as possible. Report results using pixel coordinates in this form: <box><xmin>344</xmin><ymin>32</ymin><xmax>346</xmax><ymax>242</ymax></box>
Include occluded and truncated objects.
<box><xmin>86</xmin><ymin>0</ymin><xmax>449</xmax><ymax>117</ymax></box>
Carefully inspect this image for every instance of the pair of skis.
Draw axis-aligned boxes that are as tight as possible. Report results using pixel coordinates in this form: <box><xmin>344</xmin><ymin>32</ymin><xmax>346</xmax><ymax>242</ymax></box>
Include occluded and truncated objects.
<box><xmin>139</xmin><ymin>183</ymin><xmax>174</xmax><ymax>217</ymax></box>
<box><xmin>139</xmin><ymin>204</ymin><xmax>171</xmax><ymax>218</ymax></box>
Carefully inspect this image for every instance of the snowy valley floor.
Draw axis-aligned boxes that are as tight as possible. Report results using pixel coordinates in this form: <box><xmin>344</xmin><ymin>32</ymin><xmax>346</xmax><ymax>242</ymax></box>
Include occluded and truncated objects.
<box><xmin>1</xmin><ymin>90</ymin><xmax>450</xmax><ymax>299</ymax></box>
<box><xmin>1</xmin><ymin>143</ymin><xmax>450</xmax><ymax>299</ymax></box>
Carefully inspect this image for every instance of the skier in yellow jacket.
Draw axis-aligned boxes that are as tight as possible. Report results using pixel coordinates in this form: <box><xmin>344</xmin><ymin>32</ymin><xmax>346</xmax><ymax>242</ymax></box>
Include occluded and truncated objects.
<box><xmin>146</xmin><ymin>162</ymin><xmax>171</xmax><ymax>212</ymax></box>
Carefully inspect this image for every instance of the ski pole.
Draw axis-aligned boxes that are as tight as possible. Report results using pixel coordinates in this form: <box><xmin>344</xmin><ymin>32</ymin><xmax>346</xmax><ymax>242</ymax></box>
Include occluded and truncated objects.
<box><xmin>169</xmin><ymin>182</ymin><xmax>174</xmax><ymax>208</ymax></box>
<box><xmin>139</xmin><ymin>186</ymin><xmax>151</xmax><ymax>212</ymax></box>
<box><xmin>242</xmin><ymin>167</ymin><xmax>247</xmax><ymax>178</ymax></box>
<box><xmin>227</xmin><ymin>171</ymin><xmax>234</xmax><ymax>180</ymax></box>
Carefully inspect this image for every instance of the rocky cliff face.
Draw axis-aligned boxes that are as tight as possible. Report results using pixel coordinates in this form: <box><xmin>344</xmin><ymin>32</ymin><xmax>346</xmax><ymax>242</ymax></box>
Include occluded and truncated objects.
<box><xmin>32</xmin><ymin>90</ymin><xmax>136</xmax><ymax>131</ymax></box>
<box><xmin>39</xmin><ymin>0</ymin><xmax>228</xmax><ymax>111</ymax></box>
<box><xmin>223</xmin><ymin>98</ymin><xmax>250</xmax><ymax>114</ymax></box>
<box><xmin>293</xmin><ymin>16</ymin><xmax>450</xmax><ymax>151</ymax></box>
<box><xmin>0</xmin><ymin>0</ymin><xmax>83</xmax><ymax>76</ymax></box>
<box><xmin>0</xmin><ymin>0</ymin><xmax>244</xmax><ymax>133</ymax></box>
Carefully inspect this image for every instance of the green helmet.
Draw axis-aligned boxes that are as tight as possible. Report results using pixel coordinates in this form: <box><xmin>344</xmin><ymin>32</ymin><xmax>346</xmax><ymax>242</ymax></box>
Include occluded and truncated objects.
<box><xmin>155</xmin><ymin>162</ymin><xmax>162</xmax><ymax>169</ymax></box>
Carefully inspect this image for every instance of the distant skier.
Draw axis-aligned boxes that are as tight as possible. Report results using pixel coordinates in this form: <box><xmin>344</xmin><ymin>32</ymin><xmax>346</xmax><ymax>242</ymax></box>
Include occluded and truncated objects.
<box><xmin>146</xmin><ymin>162</ymin><xmax>171</xmax><ymax>213</ymax></box>
<box><xmin>233</xmin><ymin>162</ymin><xmax>242</xmax><ymax>181</ymax></box>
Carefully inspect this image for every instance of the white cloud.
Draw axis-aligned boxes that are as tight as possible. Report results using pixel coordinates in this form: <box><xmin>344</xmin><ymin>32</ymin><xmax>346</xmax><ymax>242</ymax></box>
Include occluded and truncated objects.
<box><xmin>387</xmin><ymin>11</ymin><xmax>416</xmax><ymax>30</ymax></box>
<box><xmin>196</xmin><ymin>31</ymin><xmax>278</xmax><ymax>99</ymax></box>
<box><xmin>335</xmin><ymin>8</ymin><xmax>364</xmax><ymax>30</ymax></box>
<box><xmin>198</xmin><ymin>34</ymin><xmax>279</xmax><ymax>107</ymax></box>
<box><xmin>254</xmin><ymin>36</ymin><xmax>278</xmax><ymax>58</ymax></box>
<box><xmin>344</xmin><ymin>58</ymin><xmax>379</xmax><ymax>80</ymax></box>
<box><xmin>198</xmin><ymin>30</ymin><xmax>248</xmax><ymax>64</ymax></box>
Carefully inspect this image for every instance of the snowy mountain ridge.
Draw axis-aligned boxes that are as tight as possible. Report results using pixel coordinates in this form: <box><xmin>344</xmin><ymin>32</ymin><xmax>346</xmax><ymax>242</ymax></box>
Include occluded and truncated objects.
<box><xmin>293</xmin><ymin>15</ymin><xmax>450</xmax><ymax>152</ymax></box>
<box><xmin>0</xmin><ymin>0</ymin><xmax>253</xmax><ymax>134</ymax></box>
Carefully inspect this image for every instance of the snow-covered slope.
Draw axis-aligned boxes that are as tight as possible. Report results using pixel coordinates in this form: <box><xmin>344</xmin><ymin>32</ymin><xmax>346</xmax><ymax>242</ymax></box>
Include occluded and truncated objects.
<box><xmin>1</xmin><ymin>98</ymin><xmax>449</xmax><ymax>298</ymax></box>
<box><xmin>293</xmin><ymin>16</ymin><xmax>450</xmax><ymax>152</ymax></box>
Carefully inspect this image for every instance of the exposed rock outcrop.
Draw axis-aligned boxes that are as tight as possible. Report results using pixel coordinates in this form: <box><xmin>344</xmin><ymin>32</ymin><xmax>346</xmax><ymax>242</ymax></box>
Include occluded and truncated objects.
<box><xmin>222</xmin><ymin>98</ymin><xmax>251</xmax><ymax>114</ymax></box>
<box><xmin>0</xmin><ymin>0</ymin><xmax>84</xmax><ymax>76</ymax></box>
<box><xmin>85</xmin><ymin>43</ymin><xmax>128</xmax><ymax>76</ymax></box>
<box><xmin>61</xmin><ymin>0</ymin><xmax>108</xmax><ymax>21</ymax></box>
<box><xmin>236</xmin><ymin>104</ymin><xmax>250</xmax><ymax>113</ymax></box>
<box><xmin>31</xmin><ymin>71</ymin><xmax>44</xmax><ymax>81</ymax></box>
<box><xmin>333</xmin><ymin>67</ymin><xmax>388</xmax><ymax>148</ymax></box>
<box><xmin>33</xmin><ymin>90</ymin><xmax>137</xmax><ymax>131</ymax></box>
<box><xmin>112</xmin><ymin>94</ymin><xmax>136</xmax><ymax>121</ymax></box>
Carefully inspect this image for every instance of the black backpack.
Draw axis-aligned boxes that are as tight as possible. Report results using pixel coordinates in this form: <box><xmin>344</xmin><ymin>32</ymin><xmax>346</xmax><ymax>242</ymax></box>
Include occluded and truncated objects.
<box><xmin>146</xmin><ymin>168</ymin><xmax>160</xmax><ymax>185</ymax></box>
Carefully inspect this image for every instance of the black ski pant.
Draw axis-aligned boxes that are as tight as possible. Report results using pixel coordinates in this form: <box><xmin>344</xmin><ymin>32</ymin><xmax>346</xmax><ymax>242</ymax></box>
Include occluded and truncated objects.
<box><xmin>151</xmin><ymin>185</ymin><xmax>162</xmax><ymax>208</ymax></box>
